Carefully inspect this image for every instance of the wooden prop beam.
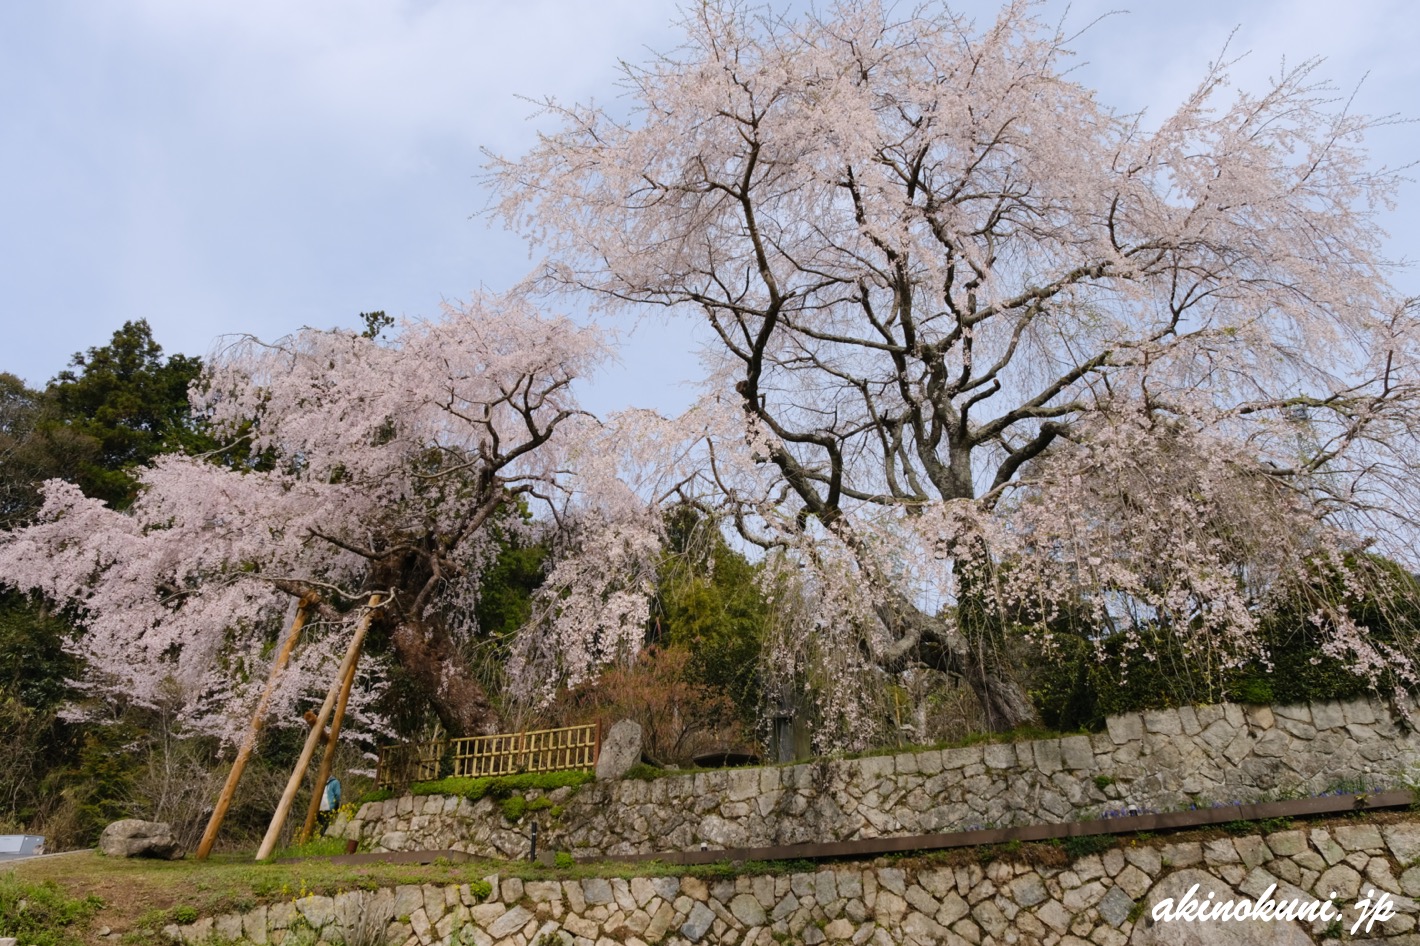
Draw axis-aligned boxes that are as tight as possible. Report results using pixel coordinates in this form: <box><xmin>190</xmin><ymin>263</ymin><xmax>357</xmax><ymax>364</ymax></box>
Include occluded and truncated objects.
<box><xmin>297</xmin><ymin>631</ymin><xmax>362</xmax><ymax>844</ymax></box>
<box><xmin>195</xmin><ymin>594</ymin><xmax>317</xmax><ymax>860</ymax></box>
<box><xmin>254</xmin><ymin>593</ymin><xmax>383</xmax><ymax>861</ymax></box>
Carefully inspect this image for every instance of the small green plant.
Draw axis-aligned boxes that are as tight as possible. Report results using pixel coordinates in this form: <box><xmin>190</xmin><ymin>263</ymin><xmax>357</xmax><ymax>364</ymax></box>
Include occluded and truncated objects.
<box><xmin>274</xmin><ymin>835</ymin><xmax>348</xmax><ymax>860</ymax></box>
<box><xmin>501</xmin><ymin>795</ymin><xmax>528</xmax><ymax>821</ymax></box>
<box><xmin>554</xmin><ymin>852</ymin><xmax>575</xmax><ymax>869</ymax></box>
<box><xmin>171</xmin><ymin>904</ymin><xmax>199</xmax><ymax>924</ymax></box>
<box><xmin>352</xmin><ymin>788</ymin><xmax>396</xmax><ymax>805</ymax></box>
<box><xmin>468</xmin><ymin>880</ymin><xmax>493</xmax><ymax>901</ymax></box>
<box><xmin>623</xmin><ymin>763</ymin><xmax>665</xmax><ymax>781</ymax></box>
<box><xmin>1062</xmin><ymin>834</ymin><xmax>1115</xmax><ymax>859</ymax></box>
<box><xmin>1093</xmin><ymin>775</ymin><xmax>1117</xmax><ymax>791</ymax></box>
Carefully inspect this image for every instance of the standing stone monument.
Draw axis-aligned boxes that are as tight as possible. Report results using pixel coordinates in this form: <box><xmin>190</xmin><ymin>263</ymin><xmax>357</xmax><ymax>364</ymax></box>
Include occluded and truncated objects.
<box><xmin>596</xmin><ymin>720</ymin><xmax>643</xmax><ymax>780</ymax></box>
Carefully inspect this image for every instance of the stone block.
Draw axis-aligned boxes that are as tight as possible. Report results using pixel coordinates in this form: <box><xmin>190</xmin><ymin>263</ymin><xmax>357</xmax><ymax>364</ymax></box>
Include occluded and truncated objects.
<box><xmin>730</xmin><ymin>893</ymin><xmax>767</xmax><ymax>927</ymax></box>
<box><xmin>1334</xmin><ymin>824</ymin><xmax>1384</xmax><ymax>852</ymax></box>
<box><xmin>983</xmin><ymin>743</ymin><xmax>1015</xmax><ymax>770</ymax></box>
<box><xmin>1342</xmin><ymin>698</ymin><xmax>1379</xmax><ymax>726</ymax></box>
<box><xmin>488</xmin><ymin>906</ymin><xmax>534</xmax><ymax>939</ymax></box>
<box><xmin>1059</xmin><ymin>735</ymin><xmax>1093</xmax><ymax>771</ymax></box>
<box><xmin>1096</xmin><ymin>886</ymin><xmax>1135</xmax><ymax>928</ymax></box>
<box><xmin>1105</xmin><ymin>713</ymin><xmax>1143</xmax><ymax>745</ymax></box>
<box><xmin>1243</xmin><ymin>704</ymin><xmax>1276</xmax><ymax>731</ymax></box>
<box><xmin>1142</xmin><ymin>709</ymin><xmax>1182</xmax><ymax>736</ymax></box>
<box><xmin>1034</xmin><ymin>739</ymin><xmax>1063</xmax><ymax>775</ymax></box>
<box><xmin>1272</xmin><ymin>702</ymin><xmax>1312</xmax><ymax>723</ymax></box>
<box><xmin>1310</xmin><ymin>828</ymin><xmax>1345</xmax><ymax>865</ymax></box>
<box><xmin>1316</xmin><ymin>864</ymin><xmax>1362</xmax><ymax>900</ymax></box>
<box><xmin>680</xmin><ymin>902</ymin><xmax>716</xmax><ymax>942</ymax></box>
<box><xmin>1309</xmin><ymin>700</ymin><xmax>1346</xmax><ymax>731</ymax></box>
<box><xmin>1386</xmin><ymin>824</ymin><xmax>1420</xmax><ymax>865</ymax></box>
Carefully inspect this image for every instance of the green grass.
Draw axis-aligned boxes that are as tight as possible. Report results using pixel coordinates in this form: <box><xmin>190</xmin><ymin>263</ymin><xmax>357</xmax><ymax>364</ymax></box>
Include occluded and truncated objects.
<box><xmin>0</xmin><ymin>872</ymin><xmax>104</xmax><ymax>946</ymax></box>
<box><xmin>410</xmin><ymin>770</ymin><xmax>593</xmax><ymax>801</ymax></box>
<box><xmin>273</xmin><ymin>835</ymin><xmax>349</xmax><ymax>860</ymax></box>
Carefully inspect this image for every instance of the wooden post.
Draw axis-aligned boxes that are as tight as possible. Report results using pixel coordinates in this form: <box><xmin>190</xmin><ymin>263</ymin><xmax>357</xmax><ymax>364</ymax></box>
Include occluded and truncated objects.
<box><xmin>254</xmin><ymin>593</ymin><xmax>383</xmax><ymax>861</ymax></box>
<box><xmin>195</xmin><ymin>594</ymin><xmax>317</xmax><ymax>861</ymax></box>
<box><xmin>296</xmin><ymin>630</ymin><xmax>362</xmax><ymax>844</ymax></box>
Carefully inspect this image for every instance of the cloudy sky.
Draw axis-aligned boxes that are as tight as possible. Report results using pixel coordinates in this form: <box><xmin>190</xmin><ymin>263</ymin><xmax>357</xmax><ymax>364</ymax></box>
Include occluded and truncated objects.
<box><xmin>2</xmin><ymin>1</ymin><xmax>1415</xmax><ymax>416</ymax></box>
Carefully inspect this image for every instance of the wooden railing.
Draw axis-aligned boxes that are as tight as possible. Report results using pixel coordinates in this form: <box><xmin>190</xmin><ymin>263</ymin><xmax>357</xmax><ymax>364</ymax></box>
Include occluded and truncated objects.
<box><xmin>376</xmin><ymin>722</ymin><xmax>600</xmax><ymax>789</ymax></box>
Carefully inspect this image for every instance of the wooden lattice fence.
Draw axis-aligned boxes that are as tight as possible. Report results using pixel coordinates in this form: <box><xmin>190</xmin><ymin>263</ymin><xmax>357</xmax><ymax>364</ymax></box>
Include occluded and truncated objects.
<box><xmin>376</xmin><ymin>722</ymin><xmax>600</xmax><ymax>789</ymax></box>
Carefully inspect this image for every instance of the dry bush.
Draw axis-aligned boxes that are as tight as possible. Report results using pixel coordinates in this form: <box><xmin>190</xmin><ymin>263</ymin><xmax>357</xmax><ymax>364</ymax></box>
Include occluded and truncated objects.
<box><xmin>544</xmin><ymin>645</ymin><xmax>751</xmax><ymax>765</ymax></box>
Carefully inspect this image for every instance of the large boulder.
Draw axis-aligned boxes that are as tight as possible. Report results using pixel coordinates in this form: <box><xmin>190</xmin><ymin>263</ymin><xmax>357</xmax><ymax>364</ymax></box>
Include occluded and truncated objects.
<box><xmin>596</xmin><ymin>720</ymin><xmax>644</xmax><ymax>781</ymax></box>
<box><xmin>99</xmin><ymin>819</ymin><xmax>184</xmax><ymax>859</ymax></box>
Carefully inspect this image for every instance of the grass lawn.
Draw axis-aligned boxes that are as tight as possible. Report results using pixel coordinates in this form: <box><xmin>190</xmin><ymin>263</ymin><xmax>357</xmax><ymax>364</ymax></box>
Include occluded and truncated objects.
<box><xmin>4</xmin><ymin>845</ymin><xmax>512</xmax><ymax>946</ymax></box>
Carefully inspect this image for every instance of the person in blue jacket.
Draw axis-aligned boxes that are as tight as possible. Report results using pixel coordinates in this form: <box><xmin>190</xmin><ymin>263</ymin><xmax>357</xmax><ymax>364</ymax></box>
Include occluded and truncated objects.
<box><xmin>317</xmin><ymin>776</ymin><xmax>341</xmax><ymax>832</ymax></box>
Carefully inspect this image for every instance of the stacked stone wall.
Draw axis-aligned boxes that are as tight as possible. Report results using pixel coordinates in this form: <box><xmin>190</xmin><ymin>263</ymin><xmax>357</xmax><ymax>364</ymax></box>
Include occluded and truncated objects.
<box><xmin>334</xmin><ymin>697</ymin><xmax>1415</xmax><ymax>861</ymax></box>
<box><xmin>172</xmin><ymin>816</ymin><xmax>1420</xmax><ymax>945</ymax></box>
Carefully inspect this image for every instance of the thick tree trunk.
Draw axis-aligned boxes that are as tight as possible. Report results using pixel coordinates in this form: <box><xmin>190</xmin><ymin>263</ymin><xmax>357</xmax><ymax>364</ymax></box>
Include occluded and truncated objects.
<box><xmin>876</xmin><ymin>595</ymin><xmax>1038</xmax><ymax>732</ymax></box>
<box><xmin>388</xmin><ymin>620</ymin><xmax>499</xmax><ymax>736</ymax></box>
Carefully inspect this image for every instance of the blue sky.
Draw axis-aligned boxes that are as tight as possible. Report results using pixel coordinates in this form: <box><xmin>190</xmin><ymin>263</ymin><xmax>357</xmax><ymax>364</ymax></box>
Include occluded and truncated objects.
<box><xmin>2</xmin><ymin>1</ymin><xmax>1415</xmax><ymax>417</ymax></box>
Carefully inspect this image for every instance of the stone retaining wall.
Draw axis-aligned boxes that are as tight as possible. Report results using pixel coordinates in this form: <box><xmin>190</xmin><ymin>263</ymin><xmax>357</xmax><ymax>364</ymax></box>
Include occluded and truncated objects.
<box><xmin>333</xmin><ymin>697</ymin><xmax>1416</xmax><ymax>860</ymax></box>
<box><xmin>173</xmin><ymin>815</ymin><xmax>1420</xmax><ymax>945</ymax></box>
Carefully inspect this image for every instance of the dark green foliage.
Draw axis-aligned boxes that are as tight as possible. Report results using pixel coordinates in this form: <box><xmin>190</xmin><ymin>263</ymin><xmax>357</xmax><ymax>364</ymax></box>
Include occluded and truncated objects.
<box><xmin>0</xmin><ymin>591</ymin><xmax>78</xmax><ymax>716</ymax></box>
<box><xmin>0</xmin><ymin>591</ymin><xmax>80</xmax><ymax>826</ymax></box>
<box><xmin>68</xmin><ymin>726</ymin><xmax>142</xmax><ymax>843</ymax></box>
<box><xmin>358</xmin><ymin>310</ymin><xmax>395</xmax><ymax>340</ymax></box>
<box><xmin>0</xmin><ymin>874</ymin><xmax>103</xmax><ymax>946</ymax></box>
<box><xmin>653</xmin><ymin>506</ymin><xmax>769</xmax><ymax>723</ymax></box>
<box><xmin>1029</xmin><ymin>560</ymin><xmax>1418</xmax><ymax>731</ymax></box>
<box><xmin>0</xmin><ymin>373</ymin><xmax>84</xmax><ymax>527</ymax></box>
<box><xmin>474</xmin><ymin>512</ymin><xmax>548</xmax><ymax>642</ymax></box>
<box><xmin>44</xmin><ymin>320</ymin><xmax>210</xmax><ymax>508</ymax></box>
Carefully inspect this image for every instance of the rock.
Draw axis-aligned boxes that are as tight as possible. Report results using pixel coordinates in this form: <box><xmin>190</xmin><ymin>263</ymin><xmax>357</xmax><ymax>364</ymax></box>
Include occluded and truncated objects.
<box><xmin>596</xmin><ymin>720</ymin><xmax>644</xmax><ymax>780</ymax></box>
<box><xmin>681</xmin><ymin>902</ymin><xmax>716</xmax><ymax>942</ymax></box>
<box><xmin>98</xmin><ymin>820</ymin><xmax>184</xmax><ymax>859</ymax></box>
<box><xmin>730</xmin><ymin>893</ymin><xmax>767</xmax><ymax>926</ymax></box>
<box><xmin>1098</xmin><ymin>886</ymin><xmax>1136</xmax><ymax>928</ymax></box>
<box><xmin>488</xmin><ymin>905</ymin><xmax>534</xmax><ymax>939</ymax></box>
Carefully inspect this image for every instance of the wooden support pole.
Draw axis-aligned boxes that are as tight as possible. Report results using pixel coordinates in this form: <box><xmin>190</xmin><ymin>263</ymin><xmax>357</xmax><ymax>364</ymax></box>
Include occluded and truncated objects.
<box><xmin>254</xmin><ymin>593</ymin><xmax>383</xmax><ymax>861</ymax></box>
<box><xmin>195</xmin><ymin>594</ymin><xmax>317</xmax><ymax>861</ymax></box>
<box><xmin>297</xmin><ymin>629</ymin><xmax>362</xmax><ymax>844</ymax></box>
